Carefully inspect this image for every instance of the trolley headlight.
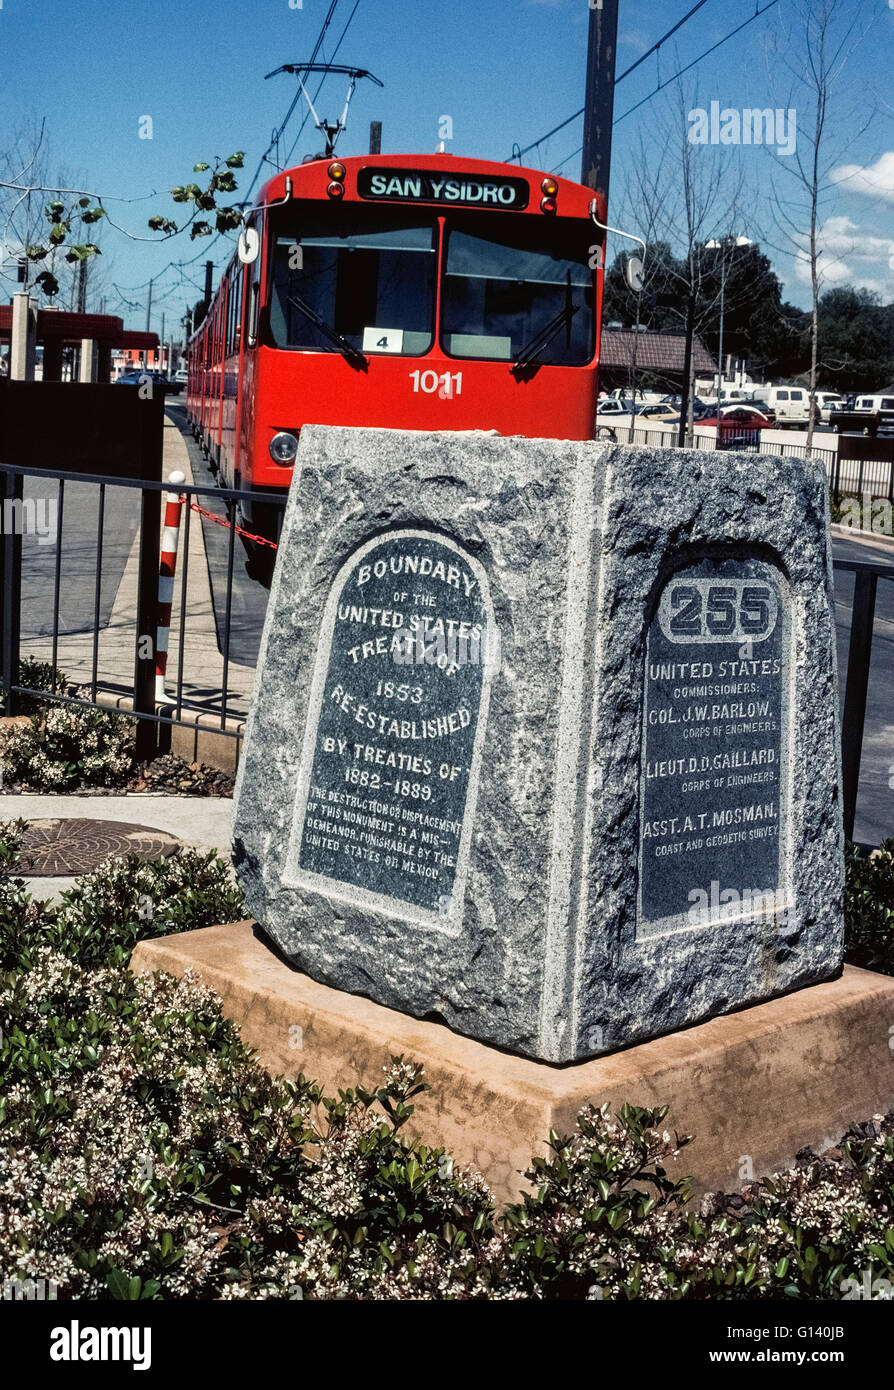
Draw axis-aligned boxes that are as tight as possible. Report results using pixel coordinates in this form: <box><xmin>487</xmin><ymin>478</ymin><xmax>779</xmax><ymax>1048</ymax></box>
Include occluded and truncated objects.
<box><xmin>540</xmin><ymin>195</ymin><xmax>557</xmax><ymax>214</ymax></box>
<box><xmin>269</xmin><ymin>431</ymin><xmax>299</xmax><ymax>464</ymax></box>
<box><xmin>327</xmin><ymin>180</ymin><xmax>345</xmax><ymax>199</ymax></box>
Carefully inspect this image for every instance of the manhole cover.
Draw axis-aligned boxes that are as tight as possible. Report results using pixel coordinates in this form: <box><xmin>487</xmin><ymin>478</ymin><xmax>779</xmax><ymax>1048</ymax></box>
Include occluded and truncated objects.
<box><xmin>18</xmin><ymin>819</ymin><xmax>181</xmax><ymax>876</ymax></box>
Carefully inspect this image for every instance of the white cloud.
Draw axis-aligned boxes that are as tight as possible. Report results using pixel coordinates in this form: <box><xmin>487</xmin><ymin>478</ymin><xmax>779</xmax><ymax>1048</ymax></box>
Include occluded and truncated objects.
<box><xmin>619</xmin><ymin>29</ymin><xmax>651</xmax><ymax>53</ymax></box>
<box><xmin>830</xmin><ymin>151</ymin><xmax>894</xmax><ymax>205</ymax></box>
<box><xmin>790</xmin><ymin>214</ymin><xmax>894</xmax><ymax>297</ymax></box>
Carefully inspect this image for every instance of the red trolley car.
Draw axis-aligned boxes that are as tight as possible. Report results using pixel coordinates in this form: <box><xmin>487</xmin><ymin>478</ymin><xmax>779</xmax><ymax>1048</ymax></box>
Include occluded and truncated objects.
<box><xmin>187</xmin><ymin>152</ymin><xmax>605</xmax><ymax>539</ymax></box>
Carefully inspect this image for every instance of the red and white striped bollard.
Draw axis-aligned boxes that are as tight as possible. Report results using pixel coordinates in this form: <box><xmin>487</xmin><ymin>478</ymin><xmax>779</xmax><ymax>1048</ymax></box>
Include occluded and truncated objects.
<box><xmin>155</xmin><ymin>470</ymin><xmax>186</xmax><ymax>704</ymax></box>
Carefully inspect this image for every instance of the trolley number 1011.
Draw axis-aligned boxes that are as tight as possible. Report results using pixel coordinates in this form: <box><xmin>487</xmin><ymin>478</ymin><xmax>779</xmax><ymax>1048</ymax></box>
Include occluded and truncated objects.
<box><xmin>410</xmin><ymin>370</ymin><xmax>463</xmax><ymax>397</ymax></box>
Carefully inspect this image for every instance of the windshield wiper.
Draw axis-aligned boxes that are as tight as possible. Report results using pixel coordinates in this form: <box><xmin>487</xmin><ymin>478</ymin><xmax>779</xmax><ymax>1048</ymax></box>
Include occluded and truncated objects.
<box><xmin>511</xmin><ymin>303</ymin><xmax>579</xmax><ymax>373</ymax></box>
<box><xmin>287</xmin><ymin>293</ymin><xmax>368</xmax><ymax>367</ymax></box>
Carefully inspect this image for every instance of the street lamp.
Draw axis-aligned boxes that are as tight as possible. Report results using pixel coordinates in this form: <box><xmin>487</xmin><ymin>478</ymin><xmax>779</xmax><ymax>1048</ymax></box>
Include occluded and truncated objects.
<box><xmin>705</xmin><ymin>236</ymin><xmax>752</xmax><ymax>407</ymax></box>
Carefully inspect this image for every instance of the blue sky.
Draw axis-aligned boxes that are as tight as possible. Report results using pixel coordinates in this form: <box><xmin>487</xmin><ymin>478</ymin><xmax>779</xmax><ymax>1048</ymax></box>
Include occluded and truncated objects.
<box><xmin>1</xmin><ymin>0</ymin><xmax>892</xmax><ymax>336</ymax></box>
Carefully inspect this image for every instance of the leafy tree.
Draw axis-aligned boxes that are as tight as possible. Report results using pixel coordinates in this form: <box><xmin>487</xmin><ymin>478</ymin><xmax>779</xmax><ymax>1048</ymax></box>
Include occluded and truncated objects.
<box><xmin>816</xmin><ymin>288</ymin><xmax>894</xmax><ymax>392</ymax></box>
<box><xmin>603</xmin><ymin>237</ymin><xmax>810</xmax><ymax>386</ymax></box>
<box><xmin>16</xmin><ymin>150</ymin><xmax>245</xmax><ymax>301</ymax></box>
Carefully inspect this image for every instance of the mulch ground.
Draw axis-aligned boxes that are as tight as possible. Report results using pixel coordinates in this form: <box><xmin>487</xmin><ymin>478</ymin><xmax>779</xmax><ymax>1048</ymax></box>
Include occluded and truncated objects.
<box><xmin>1</xmin><ymin>753</ymin><xmax>235</xmax><ymax>798</ymax></box>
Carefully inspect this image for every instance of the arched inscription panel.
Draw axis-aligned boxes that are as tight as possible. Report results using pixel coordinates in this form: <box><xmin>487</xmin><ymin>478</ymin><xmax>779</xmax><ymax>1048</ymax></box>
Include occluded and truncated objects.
<box><xmin>284</xmin><ymin>529</ymin><xmax>495</xmax><ymax>929</ymax></box>
<box><xmin>638</xmin><ymin>556</ymin><xmax>791</xmax><ymax>935</ymax></box>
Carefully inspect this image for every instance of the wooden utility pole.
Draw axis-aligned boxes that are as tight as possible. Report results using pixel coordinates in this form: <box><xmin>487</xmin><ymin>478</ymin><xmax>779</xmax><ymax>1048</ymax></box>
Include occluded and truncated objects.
<box><xmin>581</xmin><ymin>0</ymin><xmax>619</xmax><ymax>209</ymax></box>
<box><xmin>76</xmin><ymin>257</ymin><xmax>88</xmax><ymax>314</ymax></box>
<box><xmin>369</xmin><ymin>121</ymin><xmax>382</xmax><ymax>155</ymax></box>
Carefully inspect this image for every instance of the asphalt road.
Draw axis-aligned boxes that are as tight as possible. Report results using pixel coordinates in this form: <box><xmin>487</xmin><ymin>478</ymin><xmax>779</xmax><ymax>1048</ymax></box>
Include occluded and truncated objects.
<box><xmin>19</xmin><ymin>474</ymin><xmax>140</xmax><ymax>638</ymax></box>
<box><xmin>830</xmin><ymin>528</ymin><xmax>894</xmax><ymax>847</ymax></box>
<box><xmin>166</xmin><ymin>404</ymin><xmax>270</xmax><ymax>670</ymax></box>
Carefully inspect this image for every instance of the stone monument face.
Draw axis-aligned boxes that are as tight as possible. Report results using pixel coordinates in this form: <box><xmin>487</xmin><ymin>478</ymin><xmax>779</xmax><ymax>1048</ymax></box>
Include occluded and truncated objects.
<box><xmin>234</xmin><ymin>426</ymin><xmax>843</xmax><ymax>1063</ymax></box>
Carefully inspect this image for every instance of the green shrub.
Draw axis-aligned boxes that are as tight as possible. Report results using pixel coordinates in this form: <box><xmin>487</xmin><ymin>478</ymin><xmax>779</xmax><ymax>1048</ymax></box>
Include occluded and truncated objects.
<box><xmin>0</xmin><ymin>955</ymin><xmax>494</xmax><ymax>1301</ymax></box>
<box><xmin>0</xmin><ymin>819</ymin><xmax>41</xmax><ymax>975</ymax></box>
<box><xmin>829</xmin><ymin>490</ymin><xmax>851</xmax><ymax>525</ymax></box>
<box><xmin>47</xmin><ymin>849</ymin><xmax>246</xmax><ymax>967</ymax></box>
<box><xmin>0</xmin><ymin>703</ymin><xmax>134</xmax><ymax>790</ymax></box>
<box><xmin>844</xmin><ymin>839</ymin><xmax>894</xmax><ymax>974</ymax></box>
<box><xmin>0</xmin><ymin>657</ymin><xmax>68</xmax><ymax>717</ymax></box>
<box><xmin>0</xmin><ymin>822</ymin><xmax>243</xmax><ymax>972</ymax></box>
<box><xmin>3</xmin><ymin>823</ymin><xmax>894</xmax><ymax>1300</ymax></box>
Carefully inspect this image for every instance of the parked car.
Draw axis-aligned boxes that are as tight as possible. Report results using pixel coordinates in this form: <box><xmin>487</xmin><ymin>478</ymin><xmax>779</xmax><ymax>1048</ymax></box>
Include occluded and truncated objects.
<box><xmin>816</xmin><ymin>391</ymin><xmax>846</xmax><ymax>424</ymax></box>
<box><xmin>596</xmin><ymin>398</ymin><xmax>643</xmax><ymax>417</ymax></box>
<box><xmin>607</xmin><ymin>387</ymin><xmax>665</xmax><ymax>405</ymax></box>
<box><xmin>173</xmin><ymin>368</ymin><xmax>188</xmax><ymax>387</ymax></box>
<box><xmin>638</xmin><ymin>403</ymin><xmax>681</xmax><ymax>423</ymax></box>
<box><xmin>830</xmin><ymin>404</ymin><xmax>894</xmax><ymax>435</ymax></box>
<box><xmin>697</xmin><ymin>405</ymin><xmax>773</xmax><ymax>428</ymax></box>
<box><xmin>115</xmin><ymin>368</ymin><xmax>178</xmax><ymax>393</ymax></box>
<box><xmin>660</xmin><ymin>394</ymin><xmax>712</xmax><ymax>418</ymax></box>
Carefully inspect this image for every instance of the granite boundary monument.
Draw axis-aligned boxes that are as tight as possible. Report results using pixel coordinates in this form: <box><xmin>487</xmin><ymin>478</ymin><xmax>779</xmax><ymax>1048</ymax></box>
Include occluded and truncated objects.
<box><xmin>233</xmin><ymin>426</ymin><xmax>843</xmax><ymax>1064</ymax></box>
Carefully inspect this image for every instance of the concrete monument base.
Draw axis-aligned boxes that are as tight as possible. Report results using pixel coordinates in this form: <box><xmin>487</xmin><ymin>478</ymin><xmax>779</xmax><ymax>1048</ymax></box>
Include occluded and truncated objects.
<box><xmin>131</xmin><ymin>921</ymin><xmax>894</xmax><ymax>1208</ymax></box>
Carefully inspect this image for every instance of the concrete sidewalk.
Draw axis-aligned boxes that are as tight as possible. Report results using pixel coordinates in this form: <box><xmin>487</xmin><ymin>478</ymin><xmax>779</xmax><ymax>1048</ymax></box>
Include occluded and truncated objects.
<box><xmin>3</xmin><ymin>791</ymin><xmax>234</xmax><ymax>900</ymax></box>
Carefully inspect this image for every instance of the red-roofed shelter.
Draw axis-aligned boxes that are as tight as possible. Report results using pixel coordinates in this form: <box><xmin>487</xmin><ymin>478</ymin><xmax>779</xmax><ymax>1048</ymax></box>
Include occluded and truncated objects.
<box><xmin>0</xmin><ymin>302</ymin><xmax>158</xmax><ymax>381</ymax></box>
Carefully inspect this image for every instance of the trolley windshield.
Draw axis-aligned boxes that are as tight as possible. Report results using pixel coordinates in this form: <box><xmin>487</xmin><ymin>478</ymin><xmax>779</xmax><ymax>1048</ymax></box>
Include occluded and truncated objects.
<box><xmin>269</xmin><ymin>207</ymin><xmax>437</xmax><ymax>355</ymax></box>
<box><xmin>440</xmin><ymin>216</ymin><xmax>595</xmax><ymax>365</ymax></box>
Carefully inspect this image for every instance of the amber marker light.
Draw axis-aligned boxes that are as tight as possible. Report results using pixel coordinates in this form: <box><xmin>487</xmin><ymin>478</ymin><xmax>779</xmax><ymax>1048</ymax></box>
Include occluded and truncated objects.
<box><xmin>541</xmin><ymin>177</ymin><xmax>558</xmax><ymax>197</ymax></box>
<box><xmin>328</xmin><ymin>162</ymin><xmax>346</xmax><ymax>180</ymax></box>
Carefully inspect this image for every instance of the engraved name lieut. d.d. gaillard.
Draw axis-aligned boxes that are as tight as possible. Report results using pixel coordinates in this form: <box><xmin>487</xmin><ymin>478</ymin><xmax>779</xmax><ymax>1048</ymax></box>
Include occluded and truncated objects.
<box><xmin>639</xmin><ymin>560</ymin><xmax>788</xmax><ymax>927</ymax></box>
<box><xmin>287</xmin><ymin>531</ymin><xmax>493</xmax><ymax>919</ymax></box>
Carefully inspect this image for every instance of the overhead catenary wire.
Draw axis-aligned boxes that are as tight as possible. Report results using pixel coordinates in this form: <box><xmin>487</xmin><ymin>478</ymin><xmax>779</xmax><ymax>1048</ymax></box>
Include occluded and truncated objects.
<box><xmin>242</xmin><ymin>0</ymin><xmax>342</xmax><ymax>201</ymax></box>
<box><xmin>279</xmin><ymin>0</ymin><xmax>365</xmax><ymax>171</ymax></box>
<box><xmin>507</xmin><ymin>0</ymin><xmax>714</xmax><ymax>165</ymax></box>
<box><xmin>2</xmin><ymin>1</ymin><xmax>364</xmax><ymax>331</ymax></box>
<box><xmin>180</xmin><ymin>0</ymin><xmax>362</xmax><ymax>329</ymax></box>
<box><xmin>545</xmin><ymin>0</ymin><xmax>781</xmax><ymax>176</ymax></box>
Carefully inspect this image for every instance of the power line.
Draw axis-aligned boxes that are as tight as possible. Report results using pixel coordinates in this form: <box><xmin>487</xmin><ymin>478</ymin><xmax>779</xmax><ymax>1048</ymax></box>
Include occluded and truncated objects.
<box><xmin>508</xmin><ymin>0</ymin><xmax>714</xmax><ymax>164</ymax></box>
<box><xmin>542</xmin><ymin>0</ymin><xmax>780</xmax><ymax>175</ymax></box>
<box><xmin>280</xmin><ymin>0</ymin><xmax>365</xmax><ymax>170</ymax></box>
<box><xmin>612</xmin><ymin>0</ymin><xmax>780</xmax><ymax>126</ymax></box>
<box><xmin>177</xmin><ymin>0</ymin><xmax>361</xmax><ymax>324</ymax></box>
<box><xmin>243</xmin><ymin>0</ymin><xmax>341</xmax><ymax>201</ymax></box>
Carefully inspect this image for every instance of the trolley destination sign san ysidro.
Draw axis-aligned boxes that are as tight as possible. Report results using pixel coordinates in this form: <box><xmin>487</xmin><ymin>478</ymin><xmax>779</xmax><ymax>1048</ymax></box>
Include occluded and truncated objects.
<box><xmin>355</xmin><ymin>167</ymin><xmax>531</xmax><ymax>209</ymax></box>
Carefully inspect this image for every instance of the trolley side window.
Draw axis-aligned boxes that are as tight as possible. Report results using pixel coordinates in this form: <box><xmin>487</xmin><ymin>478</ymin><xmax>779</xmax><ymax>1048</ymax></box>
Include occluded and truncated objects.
<box><xmin>269</xmin><ymin>209</ymin><xmax>436</xmax><ymax>356</ymax></box>
<box><xmin>441</xmin><ymin>220</ymin><xmax>595</xmax><ymax>366</ymax></box>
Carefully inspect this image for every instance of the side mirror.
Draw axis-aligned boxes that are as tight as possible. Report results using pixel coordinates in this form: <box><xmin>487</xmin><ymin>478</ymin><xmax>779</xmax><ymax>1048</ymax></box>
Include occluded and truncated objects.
<box><xmin>238</xmin><ymin>225</ymin><xmax>261</xmax><ymax>265</ymax></box>
<box><xmin>625</xmin><ymin>254</ymin><xmax>645</xmax><ymax>294</ymax></box>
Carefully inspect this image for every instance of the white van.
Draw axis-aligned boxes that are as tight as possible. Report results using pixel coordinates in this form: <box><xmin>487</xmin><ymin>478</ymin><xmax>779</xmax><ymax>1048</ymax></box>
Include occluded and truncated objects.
<box><xmin>751</xmin><ymin>385</ymin><xmax>815</xmax><ymax>427</ymax></box>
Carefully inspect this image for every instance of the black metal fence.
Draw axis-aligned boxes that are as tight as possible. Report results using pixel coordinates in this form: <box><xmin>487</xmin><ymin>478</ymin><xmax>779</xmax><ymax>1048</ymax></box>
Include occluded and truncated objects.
<box><xmin>0</xmin><ymin>458</ymin><xmax>891</xmax><ymax>842</ymax></box>
<box><xmin>837</xmin><ymin>557</ymin><xmax>893</xmax><ymax>843</ymax></box>
<box><xmin>0</xmin><ymin>462</ymin><xmax>286</xmax><ymax>758</ymax></box>
<box><xmin>832</xmin><ymin>433</ymin><xmax>894</xmax><ymax>501</ymax></box>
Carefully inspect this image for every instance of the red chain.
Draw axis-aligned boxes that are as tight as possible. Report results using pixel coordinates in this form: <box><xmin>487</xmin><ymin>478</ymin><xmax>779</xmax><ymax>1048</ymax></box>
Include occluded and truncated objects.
<box><xmin>186</xmin><ymin>498</ymin><xmax>279</xmax><ymax>549</ymax></box>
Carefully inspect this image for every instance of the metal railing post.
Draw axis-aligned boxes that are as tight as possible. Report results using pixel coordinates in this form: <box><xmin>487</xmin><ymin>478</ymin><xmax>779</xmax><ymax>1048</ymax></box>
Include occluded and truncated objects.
<box><xmin>0</xmin><ymin>467</ymin><xmax>23</xmax><ymax>715</ymax></box>
<box><xmin>841</xmin><ymin>569</ymin><xmax>878</xmax><ymax>844</ymax></box>
<box><xmin>134</xmin><ymin>482</ymin><xmax>161</xmax><ymax>761</ymax></box>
